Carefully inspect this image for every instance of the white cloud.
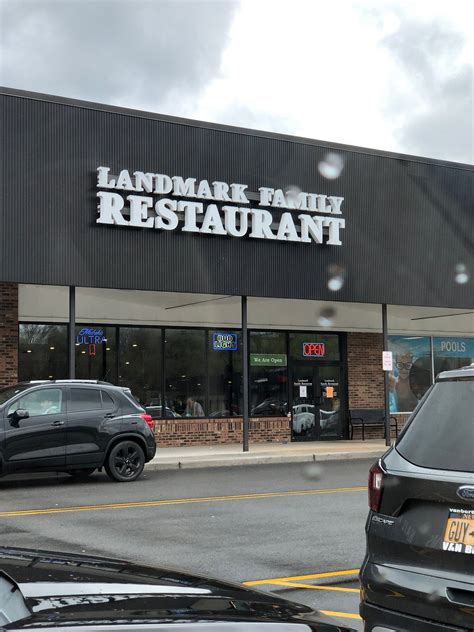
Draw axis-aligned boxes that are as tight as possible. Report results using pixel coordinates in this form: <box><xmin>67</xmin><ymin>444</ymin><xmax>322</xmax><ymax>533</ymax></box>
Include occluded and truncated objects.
<box><xmin>183</xmin><ymin>0</ymin><xmax>473</xmax><ymax>163</ymax></box>
<box><xmin>1</xmin><ymin>0</ymin><xmax>472</xmax><ymax>162</ymax></box>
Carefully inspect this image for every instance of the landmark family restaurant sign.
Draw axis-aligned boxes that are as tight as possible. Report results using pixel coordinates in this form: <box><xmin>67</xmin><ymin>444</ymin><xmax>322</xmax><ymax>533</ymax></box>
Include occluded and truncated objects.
<box><xmin>96</xmin><ymin>167</ymin><xmax>346</xmax><ymax>245</ymax></box>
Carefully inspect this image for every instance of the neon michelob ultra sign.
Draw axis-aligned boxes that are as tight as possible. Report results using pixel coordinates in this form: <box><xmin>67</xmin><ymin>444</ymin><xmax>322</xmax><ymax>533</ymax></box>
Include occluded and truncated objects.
<box><xmin>76</xmin><ymin>328</ymin><xmax>107</xmax><ymax>345</ymax></box>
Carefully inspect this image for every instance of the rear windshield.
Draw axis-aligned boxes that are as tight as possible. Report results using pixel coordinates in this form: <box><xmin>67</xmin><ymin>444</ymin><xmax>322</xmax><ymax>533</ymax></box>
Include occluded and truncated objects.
<box><xmin>397</xmin><ymin>380</ymin><xmax>474</xmax><ymax>473</ymax></box>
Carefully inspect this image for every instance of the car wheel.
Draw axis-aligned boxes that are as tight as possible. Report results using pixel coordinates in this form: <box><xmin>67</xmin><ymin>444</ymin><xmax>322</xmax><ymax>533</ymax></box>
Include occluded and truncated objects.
<box><xmin>105</xmin><ymin>441</ymin><xmax>145</xmax><ymax>482</ymax></box>
<box><xmin>67</xmin><ymin>468</ymin><xmax>95</xmax><ymax>479</ymax></box>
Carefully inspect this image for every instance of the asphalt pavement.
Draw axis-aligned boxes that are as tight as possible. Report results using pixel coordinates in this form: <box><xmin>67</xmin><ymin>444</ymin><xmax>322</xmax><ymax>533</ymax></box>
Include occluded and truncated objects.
<box><xmin>0</xmin><ymin>459</ymin><xmax>374</xmax><ymax>629</ymax></box>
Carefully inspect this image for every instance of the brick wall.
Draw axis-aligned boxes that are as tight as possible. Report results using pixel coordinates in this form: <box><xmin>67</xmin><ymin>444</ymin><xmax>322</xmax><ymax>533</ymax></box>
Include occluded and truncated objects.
<box><xmin>347</xmin><ymin>332</ymin><xmax>384</xmax><ymax>409</ymax></box>
<box><xmin>154</xmin><ymin>417</ymin><xmax>291</xmax><ymax>447</ymax></box>
<box><xmin>0</xmin><ymin>283</ymin><xmax>19</xmax><ymax>387</ymax></box>
<box><xmin>347</xmin><ymin>332</ymin><xmax>387</xmax><ymax>439</ymax></box>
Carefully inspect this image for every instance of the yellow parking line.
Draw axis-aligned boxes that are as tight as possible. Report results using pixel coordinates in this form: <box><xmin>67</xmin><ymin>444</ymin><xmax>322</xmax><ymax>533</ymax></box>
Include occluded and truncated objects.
<box><xmin>321</xmin><ymin>609</ymin><xmax>362</xmax><ymax>620</ymax></box>
<box><xmin>0</xmin><ymin>486</ymin><xmax>365</xmax><ymax>518</ymax></box>
<box><xmin>271</xmin><ymin>580</ymin><xmax>359</xmax><ymax>593</ymax></box>
<box><xmin>243</xmin><ymin>568</ymin><xmax>359</xmax><ymax>586</ymax></box>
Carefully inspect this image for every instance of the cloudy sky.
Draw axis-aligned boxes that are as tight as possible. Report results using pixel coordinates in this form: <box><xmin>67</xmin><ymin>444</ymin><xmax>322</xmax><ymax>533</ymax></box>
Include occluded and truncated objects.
<box><xmin>1</xmin><ymin>0</ymin><xmax>473</xmax><ymax>163</ymax></box>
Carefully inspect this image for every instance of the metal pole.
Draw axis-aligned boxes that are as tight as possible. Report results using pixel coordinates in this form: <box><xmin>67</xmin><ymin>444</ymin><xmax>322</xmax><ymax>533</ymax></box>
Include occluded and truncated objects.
<box><xmin>382</xmin><ymin>303</ymin><xmax>391</xmax><ymax>446</ymax></box>
<box><xmin>69</xmin><ymin>286</ymin><xmax>76</xmax><ymax>379</ymax></box>
<box><xmin>242</xmin><ymin>295</ymin><xmax>249</xmax><ymax>452</ymax></box>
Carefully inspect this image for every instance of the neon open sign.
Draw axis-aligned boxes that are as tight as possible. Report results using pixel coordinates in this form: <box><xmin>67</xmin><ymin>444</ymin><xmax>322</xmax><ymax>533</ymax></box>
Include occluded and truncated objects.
<box><xmin>302</xmin><ymin>342</ymin><xmax>326</xmax><ymax>357</ymax></box>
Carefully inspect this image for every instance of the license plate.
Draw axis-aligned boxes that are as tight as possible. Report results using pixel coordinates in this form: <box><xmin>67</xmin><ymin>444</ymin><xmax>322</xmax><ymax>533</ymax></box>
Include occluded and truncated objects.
<box><xmin>443</xmin><ymin>509</ymin><xmax>474</xmax><ymax>554</ymax></box>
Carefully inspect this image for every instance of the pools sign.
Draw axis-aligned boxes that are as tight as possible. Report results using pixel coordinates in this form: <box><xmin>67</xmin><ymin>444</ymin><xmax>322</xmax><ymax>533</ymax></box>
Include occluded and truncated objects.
<box><xmin>96</xmin><ymin>167</ymin><xmax>346</xmax><ymax>246</ymax></box>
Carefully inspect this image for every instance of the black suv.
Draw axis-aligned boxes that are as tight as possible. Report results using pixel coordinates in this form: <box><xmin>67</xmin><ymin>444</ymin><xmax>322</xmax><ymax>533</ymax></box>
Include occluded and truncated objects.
<box><xmin>0</xmin><ymin>380</ymin><xmax>156</xmax><ymax>482</ymax></box>
<box><xmin>360</xmin><ymin>364</ymin><xmax>474</xmax><ymax>631</ymax></box>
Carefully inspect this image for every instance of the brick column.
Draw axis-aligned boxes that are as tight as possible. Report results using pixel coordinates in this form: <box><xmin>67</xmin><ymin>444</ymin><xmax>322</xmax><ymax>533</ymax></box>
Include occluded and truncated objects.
<box><xmin>347</xmin><ymin>332</ymin><xmax>384</xmax><ymax>409</ymax></box>
<box><xmin>0</xmin><ymin>283</ymin><xmax>19</xmax><ymax>387</ymax></box>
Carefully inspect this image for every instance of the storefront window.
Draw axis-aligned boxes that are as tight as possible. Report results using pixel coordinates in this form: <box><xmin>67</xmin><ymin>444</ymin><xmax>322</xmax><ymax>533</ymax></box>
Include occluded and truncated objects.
<box><xmin>208</xmin><ymin>331</ymin><xmax>242</xmax><ymax>417</ymax></box>
<box><xmin>19</xmin><ymin>324</ymin><xmax>68</xmax><ymax>381</ymax></box>
<box><xmin>250</xmin><ymin>331</ymin><xmax>288</xmax><ymax>417</ymax></box>
<box><xmin>289</xmin><ymin>333</ymin><xmax>340</xmax><ymax>361</ymax></box>
<box><xmin>165</xmin><ymin>329</ymin><xmax>206</xmax><ymax>417</ymax></box>
<box><xmin>433</xmin><ymin>336</ymin><xmax>474</xmax><ymax>376</ymax></box>
<box><xmin>388</xmin><ymin>336</ymin><xmax>431</xmax><ymax>413</ymax></box>
<box><xmin>119</xmin><ymin>327</ymin><xmax>162</xmax><ymax>408</ymax></box>
<box><xmin>75</xmin><ymin>325</ymin><xmax>117</xmax><ymax>384</ymax></box>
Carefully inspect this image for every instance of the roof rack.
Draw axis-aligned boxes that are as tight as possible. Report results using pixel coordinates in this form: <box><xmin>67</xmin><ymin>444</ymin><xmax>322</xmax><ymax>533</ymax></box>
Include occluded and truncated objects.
<box><xmin>28</xmin><ymin>379</ymin><xmax>113</xmax><ymax>385</ymax></box>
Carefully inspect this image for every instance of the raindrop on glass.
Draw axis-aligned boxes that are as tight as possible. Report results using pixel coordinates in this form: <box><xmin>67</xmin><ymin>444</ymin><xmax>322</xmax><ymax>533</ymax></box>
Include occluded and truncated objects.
<box><xmin>317</xmin><ymin>306</ymin><xmax>336</xmax><ymax>327</ymax></box>
<box><xmin>318</xmin><ymin>153</ymin><xmax>344</xmax><ymax>180</ymax></box>
<box><xmin>285</xmin><ymin>185</ymin><xmax>302</xmax><ymax>207</ymax></box>
<box><xmin>302</xmin><ymin>463</ymin><xmax>324</xmax><ymax>481</ymax></box>
<box><xmin>454</xmin><ymin>263</ymin><xmax>469</xmax><ymax>284</ymax></box>
<box><xmin>327</xmin><ymin>263</ymin><xmax>345</xmax><ymax>292</ymax></box>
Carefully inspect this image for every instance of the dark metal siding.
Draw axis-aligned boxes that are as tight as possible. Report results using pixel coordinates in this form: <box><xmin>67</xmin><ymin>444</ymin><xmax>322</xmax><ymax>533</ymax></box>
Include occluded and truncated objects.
<box><xmin>1</xmin><ymin>91</ymin><xmax>473</xmax><ymax>309</ymax></box>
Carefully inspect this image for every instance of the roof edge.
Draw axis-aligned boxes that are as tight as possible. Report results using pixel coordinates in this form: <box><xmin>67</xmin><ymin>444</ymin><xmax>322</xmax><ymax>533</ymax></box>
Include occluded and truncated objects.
<box><xmin>1</xmin><ymin>86</ymin><xmax>473</xmax><ymax>171</ymax></box>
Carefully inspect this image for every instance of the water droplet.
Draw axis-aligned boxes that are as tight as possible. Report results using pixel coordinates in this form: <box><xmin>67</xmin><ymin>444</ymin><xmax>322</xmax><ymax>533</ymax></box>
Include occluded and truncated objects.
<box><xmin>454</xmin><ymin>263</ymin><xmax>469</xmax><ymax>284</ymax></box>
<box><xmin>284</xmin><ymin>185</ymin><xmax>303</xmax><ymax>208</ymax></box>
<box><xmin>302</xmin><ymin>463</ymin><xmax>324</xmax><ymax>481</ymax></box>
<box><xmin>318</xmin><ymin>152</ymin><xmax>344</xmax><ymax>180</ymax></box>
<box><xmin>327</xmin><ymin>263</ymin><xmax>345</xmax><ymax>292</ymax></box>
<box><xmin>317</xmin><ymin>307</ymin><xmax>336</xmax><ymax>327</ymax></box>
<box><xmin>427</xmin><ymin>588</ymin><xmax>442</xmax><ymax>603</ymax></box>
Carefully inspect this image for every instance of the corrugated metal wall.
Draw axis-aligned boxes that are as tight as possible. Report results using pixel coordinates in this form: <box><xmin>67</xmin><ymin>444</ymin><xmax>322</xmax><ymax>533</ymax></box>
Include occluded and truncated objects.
<box><xmin>1</xmin><ymin>90</ymin><xmax>473</xmax><ymax>309</ymax></box>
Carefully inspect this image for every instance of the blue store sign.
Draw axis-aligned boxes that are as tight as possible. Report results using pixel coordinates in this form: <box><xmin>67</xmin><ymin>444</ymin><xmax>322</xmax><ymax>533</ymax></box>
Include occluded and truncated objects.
<box><xmin>433</xmin><ymin>337</ymin><xmax>474</xmax><ymax>358</ymax></box>
<box><xmin>212</xmin><ymin>332</ymin><xmax>238</xmax><ymax>351</ymax></box>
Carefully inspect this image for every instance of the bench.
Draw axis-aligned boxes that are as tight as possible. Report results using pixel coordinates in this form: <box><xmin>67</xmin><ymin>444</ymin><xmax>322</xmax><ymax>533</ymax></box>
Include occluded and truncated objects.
<box><xmin>349</xmin><ymin>409</ymin><xmax>398</xmax><ymax>440</ymax></box>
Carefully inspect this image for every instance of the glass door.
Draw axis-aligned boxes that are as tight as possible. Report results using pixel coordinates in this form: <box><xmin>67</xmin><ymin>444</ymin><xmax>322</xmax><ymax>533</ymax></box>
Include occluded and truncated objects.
<box><xmin>291</xmin><ymin>363</ymin><xmax>343</xmax><ymax>441</ymax></box>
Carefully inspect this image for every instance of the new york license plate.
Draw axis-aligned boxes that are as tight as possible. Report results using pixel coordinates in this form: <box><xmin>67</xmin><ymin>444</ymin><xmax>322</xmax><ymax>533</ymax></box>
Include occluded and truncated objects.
<box><xmin>443</xmin><ymin>508</ymin><xmax>474</xmax><ymax>554</ymax></box>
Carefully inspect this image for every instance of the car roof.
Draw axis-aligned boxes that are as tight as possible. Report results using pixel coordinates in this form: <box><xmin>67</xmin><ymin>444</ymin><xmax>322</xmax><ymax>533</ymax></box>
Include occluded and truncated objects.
<box><xmin>11</xmin><ymin>380</ymin><xmax>131</xmax><ymax>393</ymax></box>
<box><xmin>0</xmin><ymin>546</ymin><xmax>353</xmax><ymax>630</ymax></box>
<box><xmin>24</xmin><ymin>379</ymin><xmax>113</xmax><ymax>386</ymax></box>
<box><xmin>436</xmin><ymin>363</ymin><xmax>474</xmax><ymax>381</ymax></box>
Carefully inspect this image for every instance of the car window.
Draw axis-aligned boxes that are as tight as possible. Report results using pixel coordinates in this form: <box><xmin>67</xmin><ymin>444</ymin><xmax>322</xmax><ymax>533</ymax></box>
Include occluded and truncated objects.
<box><xmin>396</xmin><ymin>380</ymin><xmax>474</xmax><ymax>472</ymax></box>
<box><xmin>70</xmin><ymin>388</ymin><xmax>102</xmax><ymax>412</ymax></box>
<box><xmin>0</xmin><ymin>384</ymin><xmax>32</xmax><ymax>405</ymax></box>
<box><xmin>101</xmin><ymin>390</ymin><xmax>115</xmax><ymax>410</ymax></box>
<box><xmin>7</xmin><ymin>388</ymin><xmax>62</xmax><ymax>417</ymax></box>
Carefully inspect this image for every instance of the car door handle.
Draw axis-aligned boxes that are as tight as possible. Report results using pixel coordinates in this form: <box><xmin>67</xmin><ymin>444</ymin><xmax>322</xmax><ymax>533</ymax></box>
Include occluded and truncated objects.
<box><xmin>51</xmin><ymin>420</ymin><xmax>65</xmax><ymax>426</ymax></box>
<box><xmin>447</xmin><ymin>588</ymin><xmax>474</xmax><ymax>607</ymax></box>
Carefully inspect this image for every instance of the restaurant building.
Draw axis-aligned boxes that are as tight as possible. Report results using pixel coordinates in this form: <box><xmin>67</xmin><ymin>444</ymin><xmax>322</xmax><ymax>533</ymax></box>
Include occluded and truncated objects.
<box><xmin>1</xmin><ymin>87</ymin><xmax>473</xmax><ymax>446</ymax></box>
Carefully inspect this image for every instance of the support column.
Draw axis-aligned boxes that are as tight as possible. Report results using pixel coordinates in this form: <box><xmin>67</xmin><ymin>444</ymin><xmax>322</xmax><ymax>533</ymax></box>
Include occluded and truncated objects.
<box><xmin>69</xmin><ymin>286</ymin><xmax>76</xmax><ymax>379</ymax></box>
<box><xmin>382</xmin><ymin>303</ymin><xmax>391</xmax><ymax>446</ymax></box>
<box><xmin>242</xmin><ymin>295</ymin><xmax>249</xmax><ymax>452</ymax></box>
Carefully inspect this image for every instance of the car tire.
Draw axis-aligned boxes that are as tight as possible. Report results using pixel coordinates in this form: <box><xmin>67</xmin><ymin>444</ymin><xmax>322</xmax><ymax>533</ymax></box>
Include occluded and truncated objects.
<box><xmin>105</xmin><ymin>441</ymin><xmax>145</xmax><ymax>482</ymax></box>
<box><xmin>67</xmin><ymin>468</ymin><xmax>95</xmax><ymax>479</ymax></box>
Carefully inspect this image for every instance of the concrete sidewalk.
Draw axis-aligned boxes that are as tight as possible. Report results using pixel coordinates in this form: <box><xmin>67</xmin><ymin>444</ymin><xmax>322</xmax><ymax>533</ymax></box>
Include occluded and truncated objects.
<box><xmin>147</xmin><ymin>439</ymin><xmax>390</xmax><ymax>471</ymax></box>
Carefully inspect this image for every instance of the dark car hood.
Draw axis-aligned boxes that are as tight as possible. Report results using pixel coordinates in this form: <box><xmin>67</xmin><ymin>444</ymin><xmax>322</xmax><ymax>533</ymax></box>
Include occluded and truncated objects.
<box><xmin>0</xmin><ymin>547</ymin><xmax>354</xmax><ymax>631</ymax></box>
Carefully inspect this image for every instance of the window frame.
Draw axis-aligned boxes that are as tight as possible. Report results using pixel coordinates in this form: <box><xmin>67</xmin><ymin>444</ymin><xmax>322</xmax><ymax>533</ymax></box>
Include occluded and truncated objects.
<box><xmin>17</xmin><ymin>322</ymin><xmax>349</xmax><ymax>423</ymax></box>
<box><xmin>6</xmin><ymin>386</ymin><xmax>65</xmax><ymax>418</ymax></box>
<box><xmin>68</xmin><ymin>386</ymin><xmax>103</xmax><ymax>413</ymax></box>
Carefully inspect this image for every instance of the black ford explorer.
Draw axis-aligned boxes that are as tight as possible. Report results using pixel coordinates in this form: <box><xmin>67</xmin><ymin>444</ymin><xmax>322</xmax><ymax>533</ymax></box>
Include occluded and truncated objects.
<box><xmin>0</xmin><ymin>546</ymin><xmax>355</xmax><ymax>631</ymax></box>
<box><xmin>360</xmin><ymin>364</ymin><xmax>474</xmax><ymax>631</ymax></box>
<box><xmin>0</xmin><ymin>380</ymin><xmax>156</xmax><ymax>482</ymax></box>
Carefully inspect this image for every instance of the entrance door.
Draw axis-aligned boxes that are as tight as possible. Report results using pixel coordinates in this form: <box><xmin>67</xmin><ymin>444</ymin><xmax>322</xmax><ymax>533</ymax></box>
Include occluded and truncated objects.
<box><xmin>291</xmin><ymin>363</ymin><xmax>343</xmax><ymax>441</ymax></box>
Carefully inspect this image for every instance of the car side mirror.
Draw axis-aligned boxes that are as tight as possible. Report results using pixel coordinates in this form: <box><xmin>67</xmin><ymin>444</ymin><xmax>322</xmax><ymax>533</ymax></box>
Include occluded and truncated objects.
<box><xmin>9</xmin><ymin>409</ymin><xmax>29</xmax><ymax>425</ymax></box>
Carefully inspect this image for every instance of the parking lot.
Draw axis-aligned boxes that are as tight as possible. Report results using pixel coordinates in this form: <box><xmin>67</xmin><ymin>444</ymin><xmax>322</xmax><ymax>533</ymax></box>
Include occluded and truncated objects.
<box><xmin>0</xmin><ymin>459</ymin><xmax>371</xmax><ymax>628</ymax></box>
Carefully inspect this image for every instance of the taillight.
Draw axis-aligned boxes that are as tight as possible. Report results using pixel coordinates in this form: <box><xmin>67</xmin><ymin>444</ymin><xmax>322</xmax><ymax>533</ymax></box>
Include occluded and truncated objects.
<box><xmin>140</xmin><ymin>413</ymin><xmax>154</xmax><ymax>430</ymax></box>
<box><xmin>368</xmin><ymin>460</ymin><xmax>385</xmax><ymax>512</ymax></box>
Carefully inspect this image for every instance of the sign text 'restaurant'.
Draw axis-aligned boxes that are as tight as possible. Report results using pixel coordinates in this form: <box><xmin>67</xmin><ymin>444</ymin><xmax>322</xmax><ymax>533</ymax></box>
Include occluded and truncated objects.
<box><xmin>96</xmin><ymin>167</ymin><xmax>346</xmax><ymax>245</ymax></box>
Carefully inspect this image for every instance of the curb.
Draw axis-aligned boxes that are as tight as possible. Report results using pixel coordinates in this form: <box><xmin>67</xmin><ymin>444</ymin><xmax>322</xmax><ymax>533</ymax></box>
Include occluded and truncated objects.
<box><xmin>145</xmin><ymin>449</ymin><xmax>385</xmax><ymax>471</ymax></box>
